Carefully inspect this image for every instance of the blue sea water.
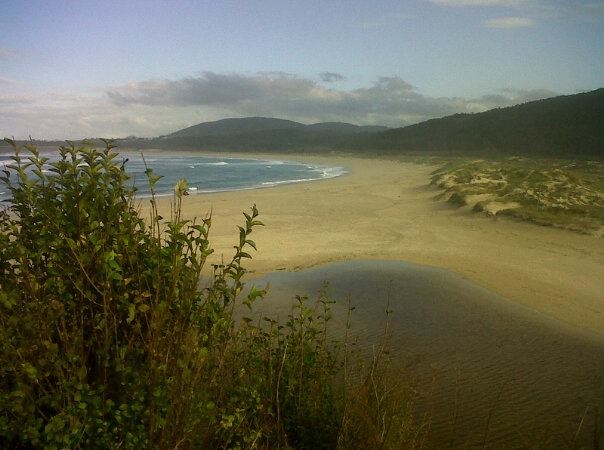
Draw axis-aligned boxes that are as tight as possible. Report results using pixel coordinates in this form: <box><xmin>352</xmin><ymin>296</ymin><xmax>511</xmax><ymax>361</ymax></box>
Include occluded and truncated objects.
<box><xmin>0</xmin><ymin>151</ymin><xmax>345</xmax><ymax>201</ymax></box>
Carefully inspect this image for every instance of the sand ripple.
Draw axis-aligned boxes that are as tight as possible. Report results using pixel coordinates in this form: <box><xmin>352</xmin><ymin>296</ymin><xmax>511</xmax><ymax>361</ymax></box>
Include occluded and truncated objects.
<box><xmin>249</xmin><ymin>260</ymin><xmax>604</xmax><ymax>449</ymax></box>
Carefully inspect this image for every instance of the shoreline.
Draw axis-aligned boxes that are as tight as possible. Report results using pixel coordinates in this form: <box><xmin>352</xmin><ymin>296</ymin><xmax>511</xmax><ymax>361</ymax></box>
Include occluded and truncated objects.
<box><xmin>146</xmin><ymin>152</ymin><xmax>604</xmax><ymax>338</ymax></box>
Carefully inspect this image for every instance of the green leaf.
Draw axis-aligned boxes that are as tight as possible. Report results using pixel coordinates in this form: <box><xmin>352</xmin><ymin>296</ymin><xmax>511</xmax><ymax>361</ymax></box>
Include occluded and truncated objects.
<box><xmin>21</xmin><ymin>362</ymin><xmax>38</xmax><ymax>380</ymax></box>
<box><xmin>127</xmin><ymin>303</ymin><xmax>135</xmax><ymax>324</ymax></box>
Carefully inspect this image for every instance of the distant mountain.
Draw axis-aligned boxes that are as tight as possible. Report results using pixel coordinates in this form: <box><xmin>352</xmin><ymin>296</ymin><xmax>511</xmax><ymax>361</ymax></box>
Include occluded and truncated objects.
<box><xmin>165</xmin><ymin>117</ymin><xmax>388</xmax><ymax>139</ymax></box>
<box><xmin>167</xmin><ymin>117</ymin><xmax>304</xmax><ymax>138</ymax></box>
<box><xmin>305</xmin><ymin>122</ymin><xmax>389</xmax><ymax>134</ymax></box>
<box><xmin>360</xmin><ymin>88</ymin><xmax>604</xmax><ymax>157</ymax></box>
<box><xmin>117</xmin><ymin>117</ymin><xmax>391</xmax><ymax>153</ymax></box>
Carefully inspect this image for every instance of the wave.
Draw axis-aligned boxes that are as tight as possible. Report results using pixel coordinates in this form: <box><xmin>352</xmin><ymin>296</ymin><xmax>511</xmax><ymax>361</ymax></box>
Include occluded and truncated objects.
<box><xmin>196</xmin><ymin>161</ymin><xmax>229</xmax><ymax>166</ymax></box>
<box><xmin>253</xmin><ymin>164</ymin><xmax>345</xmax><ymax>187</ymax></box>
<box><xmin>314</xmin><ymin>166</ymin><xmax>347</xmax><ymax>178</ymax></box>
<box><xmin>128</xmin><ymin>160</ymin><xmax>347</xmax><ymax>198</ymax></box>
<box><xmin>261</xmin><ymin>178</ymin><xmax>314</xmax><ymax>187</ymax></box>
<box><xmin>135</xmin><ymin>169</ymin><xmax>344</xmax><ymax>198</ymax></box>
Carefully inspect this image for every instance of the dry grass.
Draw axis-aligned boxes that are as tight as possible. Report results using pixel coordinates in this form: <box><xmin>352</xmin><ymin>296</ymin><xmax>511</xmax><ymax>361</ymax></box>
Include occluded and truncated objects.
<box><xmin>431</xmin><ymin>158</ymin><xmax>604</xmax><ymax>235</ymax></box>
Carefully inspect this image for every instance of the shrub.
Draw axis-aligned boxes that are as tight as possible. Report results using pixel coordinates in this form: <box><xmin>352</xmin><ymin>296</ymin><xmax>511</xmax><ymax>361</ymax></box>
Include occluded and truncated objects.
<box><xmin>0</xmin><ymin>139</ymin><xmax>266</xmax><ymax>448</ymax></box>
<box><xmin>0</xmin><ymin>140</ymin><xmax>415</xmax><ymax>449</ymax></box>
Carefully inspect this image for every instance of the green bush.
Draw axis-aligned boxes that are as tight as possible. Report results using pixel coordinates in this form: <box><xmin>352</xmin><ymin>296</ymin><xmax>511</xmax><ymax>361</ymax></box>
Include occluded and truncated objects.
<box><xmin>0</xmin><ymin>140</ymin><xmax>415</xmax><ymax>449</ymax></box>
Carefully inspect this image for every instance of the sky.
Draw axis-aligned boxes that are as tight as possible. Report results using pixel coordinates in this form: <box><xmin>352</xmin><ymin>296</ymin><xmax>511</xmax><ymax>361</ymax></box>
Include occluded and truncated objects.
<box><xmin>1</xmin><ymin>0</ymin><xmax>603</xmax><ymax>139</ymax></box>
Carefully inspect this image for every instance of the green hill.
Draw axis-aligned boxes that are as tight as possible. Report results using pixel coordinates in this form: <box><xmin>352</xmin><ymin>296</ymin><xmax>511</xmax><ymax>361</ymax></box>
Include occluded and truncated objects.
<box><xmin>166</xmin><ymin>117</ymin><xmax>304</xmax><ymax>138</ymax></box>
<box><xmin>118</xmin><ymin>117</ymin><xmax>390</xmax><ymax>153</ymax></box>
<box><xmin>360</xmin><ymin>88</ymin><xmax>604</xmax><ymax>157</ymax></box>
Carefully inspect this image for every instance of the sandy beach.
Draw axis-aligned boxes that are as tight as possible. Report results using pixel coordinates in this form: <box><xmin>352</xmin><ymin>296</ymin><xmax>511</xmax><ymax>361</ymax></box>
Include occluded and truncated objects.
<box><xmin>252</xmin><ymin>260</ymin><xmax>604</xmax><ymax>448</ymax></box>
<box><xmin>148</xmin><ymin>153</ymin><xmax>604</xmax><ymax>338</ymax></box>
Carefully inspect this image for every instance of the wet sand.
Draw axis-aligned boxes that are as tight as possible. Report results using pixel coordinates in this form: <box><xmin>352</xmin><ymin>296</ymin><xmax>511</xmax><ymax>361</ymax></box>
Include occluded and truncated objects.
<box><xmin>249</xmin><ymin>260</ymin><xmax>604</xmax><ymax>449</ymax></box>
<box><xmin>149</xmin><ymin>153</ymin><xmax>604</xmax><ymax>338</ymax></box>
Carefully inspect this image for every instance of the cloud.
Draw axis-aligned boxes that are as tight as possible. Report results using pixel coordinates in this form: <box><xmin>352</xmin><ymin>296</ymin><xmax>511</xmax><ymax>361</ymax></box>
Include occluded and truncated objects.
<box><xmin>430</xmin><ymin>0</ymin><xmax>528</xmax><ymax>6</ymax></box>
<box><xmin>319</xmin><ymin>72</ymin><xmax>346</xmax><ymax>83</ymax></box>
<box><xmin>107</xmin><ymin>72</ymin><xmax>318</xmax><ymax>107</ymax></box>
<box><xmin>475</xmin><ymin>88</ymin><xmax>557</xmax><ymax>108</ymax></box>
<box><xmin>484</xmin><ymin>16</ymin><xmax>534</xmax><ymax>27</ymax></box>
<box><xmin>106</xmin><ymin>73</ymin><xmax>459</xmax><ymax>125</ymax></box>
<box><xmin>0</xmin><ymin>94</ymin><xmax>222</xmax><ymax>140</ymax></box>
<box><xmin>105</xmin><ymin>73</ymin><xmax>558</xmax><ymax>129</ymax></box>
<box><xmin>500</xmin><ymin>87</ymin><xmax>555</xmax><ymax>99</ymax></box>
<box><xmin>1</xmin><ymin>72</ymin><xmax>559</xmax><ymax>139</ymax></box>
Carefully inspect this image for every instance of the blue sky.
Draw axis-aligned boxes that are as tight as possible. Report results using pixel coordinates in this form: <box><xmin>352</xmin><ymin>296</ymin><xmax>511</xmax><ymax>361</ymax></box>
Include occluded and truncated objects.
<box><xmin>1</xmin><ymin>0</ymin><xmax>603</xmax><ymax>138</ymax></box>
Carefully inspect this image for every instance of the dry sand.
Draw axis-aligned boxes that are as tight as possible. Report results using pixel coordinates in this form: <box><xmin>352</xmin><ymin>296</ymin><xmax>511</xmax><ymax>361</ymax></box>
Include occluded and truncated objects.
<box><xmin>148</xmin><ymin>154</ymin><xmax>604</xmax><ymax>338</ymax></box>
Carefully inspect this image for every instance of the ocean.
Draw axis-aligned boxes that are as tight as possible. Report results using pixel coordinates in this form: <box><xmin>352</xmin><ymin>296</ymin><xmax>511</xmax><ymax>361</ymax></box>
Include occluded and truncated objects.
<box><xmin>0</xmin><ymin>151</ymin><xmax>346</xmax><ymax>201</ymax></box>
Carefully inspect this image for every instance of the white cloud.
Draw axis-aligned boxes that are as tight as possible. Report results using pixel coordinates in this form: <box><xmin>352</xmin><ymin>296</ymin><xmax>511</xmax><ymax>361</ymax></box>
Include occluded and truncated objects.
<box><xmin>477</xmin><ymin>88</ymin><xmax>556</xmax><ymax>106</ymax></box>
<box><xmin>484</xmin><ymin>16</ymin><xmax>534</xmax><ymax>27</ymax></box>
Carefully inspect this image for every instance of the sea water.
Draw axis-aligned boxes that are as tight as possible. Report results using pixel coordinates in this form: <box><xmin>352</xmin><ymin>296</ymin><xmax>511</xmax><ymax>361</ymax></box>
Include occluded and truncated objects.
<box><xmin>0</xmin><ymin>151</ymin><xmax>346</xmax><ymax>201</ymax></box>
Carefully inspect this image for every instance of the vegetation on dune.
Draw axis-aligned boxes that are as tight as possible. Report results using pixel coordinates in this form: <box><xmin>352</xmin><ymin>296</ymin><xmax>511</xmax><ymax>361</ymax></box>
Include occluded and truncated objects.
<box><xmin>431</xmin><ymin>158</ymin><xmax>604</xmax><ymax>234</ymax></box>
<box><xmin>0</xmin><ymin>140</ymin><xmax>417</xmax><ymax>449</ymax></box>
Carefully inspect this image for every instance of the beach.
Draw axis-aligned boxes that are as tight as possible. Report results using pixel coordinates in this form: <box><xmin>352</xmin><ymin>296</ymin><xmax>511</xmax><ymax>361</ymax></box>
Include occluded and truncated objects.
<box><xmin>147</xmin><ymin>153</ymin><xmax>604</xmax><ymax>338</ymax></box>
<box><xmin>251</xmin><ymin>260</ymin><xmax>604</xmax><ymax>448</ymax></box>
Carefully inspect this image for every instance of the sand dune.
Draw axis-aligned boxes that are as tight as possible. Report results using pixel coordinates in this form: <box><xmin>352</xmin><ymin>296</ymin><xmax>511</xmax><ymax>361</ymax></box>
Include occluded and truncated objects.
<box><xmin>149</xmin><ymin>154</ymin><xmax>604</xmax><ymax>338</ymax></box>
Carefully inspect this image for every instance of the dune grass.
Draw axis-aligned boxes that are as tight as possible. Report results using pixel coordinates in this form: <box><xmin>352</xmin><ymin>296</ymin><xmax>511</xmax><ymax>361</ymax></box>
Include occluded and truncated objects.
<box><xmin>431</xmin><ymin>157</ymin><xmax>604</xmax><ymax>234</ymax></box>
